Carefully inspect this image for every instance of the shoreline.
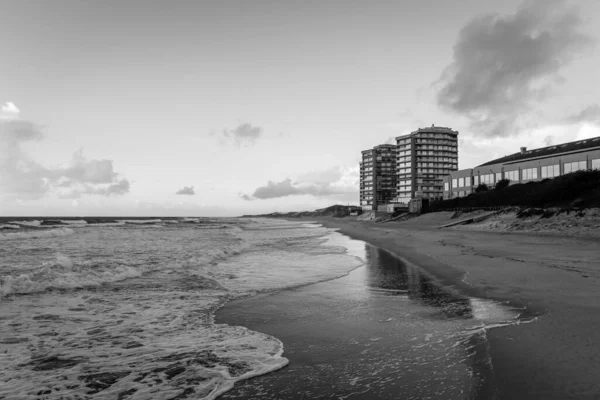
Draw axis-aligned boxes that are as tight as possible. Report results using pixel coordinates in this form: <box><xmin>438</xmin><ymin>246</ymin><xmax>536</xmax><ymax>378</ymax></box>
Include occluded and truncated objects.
<box><xmin>218</xmin><ymin>214</ymin><xmax>600</xmax><ymax>399</ymax></box>
<box><xmin>217</xmin><ymin>243</ymin><xmax>506</xmax><ymax>399</ymax></box>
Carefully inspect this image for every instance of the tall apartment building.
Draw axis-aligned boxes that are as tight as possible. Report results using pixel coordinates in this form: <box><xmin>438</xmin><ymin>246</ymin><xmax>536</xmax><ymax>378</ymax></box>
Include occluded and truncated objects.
<box><xmin>395</xmin><ymin>126</ymin><xmax>459</xmax><ymax>204</ymax></box>
<box><xmin>359</xmin><ymin>144</ymin><xmax>397</xmax><ymax>210</ymax></box>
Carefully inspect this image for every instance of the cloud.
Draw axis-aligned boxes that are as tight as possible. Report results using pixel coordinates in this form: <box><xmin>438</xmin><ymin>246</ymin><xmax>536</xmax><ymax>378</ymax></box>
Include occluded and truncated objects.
<box><xmin>175</xmin><ymin>186</ymin><xmax>195</xmax><ymax>195</ymax></box>
<box><xmin>566</xmin><ymin>104</ymin><xmax>600</xmax><ymax>124</ymax></box>
<box><xmin>47</xmin><ymin>150</ymin><xmax>118</xmax><ymax>184</ymax></box>
<box><xmin>436</xmin><ymin>0</ymin><xmax>592</xmax><ymax>137</ymax></box>
<box><xmin>1</xmin><ymin>107</ymin><xmax>130</xmax><ymax>201</ymax></box>
<box><xmin>0</xmin><ymin>102</ymin><xmax>20</xmax><ymax>118</ymax></box>
<box><xmin>241</xmin><ymin>166</ymin><xmax>359</xmax><ymax>201</ymax></box>
<box><xmin>238</xmin><ymin>193</ymin><xmax>254</xmax><ymax>201</ymax></box>
<box><xmin>220</xmin><ymin>123</ymin><xmax>262</xmax><ymax>146</ymax></box>
<box><xmin>57</xmin><ymin>180</ymin><xmax>130</xmax><ymax>199</ymax></box>
<box><xmin>102</xmin><ymin>179</ymin><xmax>130</xmax><ymax>196</ymax></box>
<box><xmin>251</xmin><ymin>178</ymin><xmax>298</xmax><ymax>200</ymax></box>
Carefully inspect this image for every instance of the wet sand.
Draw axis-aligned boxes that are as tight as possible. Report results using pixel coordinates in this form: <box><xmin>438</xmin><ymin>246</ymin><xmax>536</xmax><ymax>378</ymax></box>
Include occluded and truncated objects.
<box><xmin>307</xmin><ymin>215</ymin><xmax>600</xmax><ymax>399</ymax></box>
<box><xmin>217</xmin><ymin>244</ymin><xmax>509</xmax><ymax>399</ymax></box>
<box><xmin>217</xmin><ymin>213</ymin><xmax>600</xmax><ymax>399</ymax></box>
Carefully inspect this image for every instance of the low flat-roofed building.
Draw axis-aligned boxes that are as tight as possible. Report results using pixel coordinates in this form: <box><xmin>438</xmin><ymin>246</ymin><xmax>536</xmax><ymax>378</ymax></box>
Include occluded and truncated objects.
<box><xmin>443</xmin><ymin>136</ymin><xmax>600</xmax><ymax>199</ymax></box>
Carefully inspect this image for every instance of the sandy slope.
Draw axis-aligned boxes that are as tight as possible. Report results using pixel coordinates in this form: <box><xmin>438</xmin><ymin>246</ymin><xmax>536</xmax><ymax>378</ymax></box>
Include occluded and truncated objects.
<box><xmin>308</xmin><ymin>213</ymin><xmax>600</xmax><ymax>400</ymax></box>
<box><xmin>451</xmin><ymin>207</ymin><xmax>600</xmax><ymax>238</ymax></box>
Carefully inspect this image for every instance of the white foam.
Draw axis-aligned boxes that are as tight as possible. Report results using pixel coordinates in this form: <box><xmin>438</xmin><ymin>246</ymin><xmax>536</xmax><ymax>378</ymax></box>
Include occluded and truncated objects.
<box><xmin>12</xmin><ymin>219</ymin><xmax>42</xmax><ymax>227</ymax></box>
<box><xmin>120</xmin><ymin>219</ymin><xmax>163</xmax><ymax>224</ymax></box>
<box><xmin>0</xmin><ymin>224</ymin><xmax>20</xmax><ymax>229</ymax></box>
<box><xmin>0</xmin><ymin>227</ymin><xmax>75</xmax><ymax>241</ymax></box>
<box><xmin>0</xmin><ymin>254</ymin><xmax>152</xmax><ymax>297</ymax></box>
<box><xmin>58</xmin><ymin>219</ymin><xmax>88</xmax><ymax>225</ymax></box>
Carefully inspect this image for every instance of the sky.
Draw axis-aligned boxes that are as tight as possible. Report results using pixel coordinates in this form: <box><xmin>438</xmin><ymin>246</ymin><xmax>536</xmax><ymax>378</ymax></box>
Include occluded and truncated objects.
<box><xmin>1</xmin><ymin>0</ymin><xmax>600</xmax><ymax>216</ymax></box>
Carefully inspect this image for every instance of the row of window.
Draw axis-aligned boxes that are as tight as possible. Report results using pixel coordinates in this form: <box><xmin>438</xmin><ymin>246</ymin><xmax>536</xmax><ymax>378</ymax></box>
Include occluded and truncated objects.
<box><xmin>504</xmin><ymin>170</ymin><xmax>518</xmax><ymax>181</ymax></box>
<box><xmin>522</xmin><ymin>168</ymin><xmax>538</xmax><ymax>180</ymax></box>
<box><xmin>447</xmin><ymin>159</ymin><xmax>600</xmax><ymax>190</ymax></box>
<box><xmin>541</xmin><ymin>164</ymin><xmax>560</xmax><ymax>178</ymax></box>
<box><xmin>564</xmin><ymin>161</ymin><xmax>587</xmax><ymax>173</ymax></box>
<box><xmin>416</xmin><ymin>144</ymin><xmax>457</xmax><ymax>150</ymax></box>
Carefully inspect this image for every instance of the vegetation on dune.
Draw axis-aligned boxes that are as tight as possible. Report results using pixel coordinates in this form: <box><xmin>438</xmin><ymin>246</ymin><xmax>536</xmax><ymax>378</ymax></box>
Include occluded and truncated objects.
<box><xmin>241</xmin><ymin>204</ymin><xmax>357</xmax><ymax>218</ymax></box>
<box><xmin>432</xmin><ymin>170</ymin><xmax>600</xmax><ymax>210</ymax></box>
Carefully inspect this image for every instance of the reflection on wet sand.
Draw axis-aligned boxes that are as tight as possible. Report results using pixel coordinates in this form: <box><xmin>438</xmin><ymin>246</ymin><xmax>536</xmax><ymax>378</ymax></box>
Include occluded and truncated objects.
<box><xmin>362</xmin><ymin>245</ymin><xmax>473</xmax><ymax>318</ymax></box>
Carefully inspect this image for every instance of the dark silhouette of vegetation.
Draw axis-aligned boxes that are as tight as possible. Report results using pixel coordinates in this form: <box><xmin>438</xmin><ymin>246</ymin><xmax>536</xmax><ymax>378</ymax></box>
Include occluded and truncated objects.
<box><xmin>432</xmin><ymin>170</ymin><xmax>600</xmax><ymax>210</ymax></box>
<box><xmin>475</xmin><ymin>183</ymin><xmax>489</xmax><ymax>193</ymax></box>
<box><xmin>494</xmin><ymin>178</ymin><xmax>510</xmax><ymax>190</ymax></box>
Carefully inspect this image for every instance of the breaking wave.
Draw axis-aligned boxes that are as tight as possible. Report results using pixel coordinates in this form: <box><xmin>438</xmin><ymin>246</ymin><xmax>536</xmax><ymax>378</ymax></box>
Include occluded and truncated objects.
<box><xmin>0</xmin><ymin>227</ymin><xmax>75</xmax><ymax>241</ymax></box>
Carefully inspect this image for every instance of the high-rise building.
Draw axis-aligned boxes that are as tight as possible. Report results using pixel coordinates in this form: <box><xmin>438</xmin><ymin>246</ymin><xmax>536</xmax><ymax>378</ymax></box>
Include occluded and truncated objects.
<box><xmin>395</xmin><ymin>126</ymin><xmax>458</xmax><ymax>204</ymax></box>
<box><xmin>359</xmin><ymin>144</ymin><xmax>397</xmax><ymax>210</ymax></box>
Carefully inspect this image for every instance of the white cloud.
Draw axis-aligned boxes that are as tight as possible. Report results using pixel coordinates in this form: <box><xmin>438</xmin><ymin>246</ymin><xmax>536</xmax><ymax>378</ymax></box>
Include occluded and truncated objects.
<box><xmin>220</xmin><ymin>123</ymin><xmax>263</xmax><ymax>147</ymax></box>
<box><xmin>1</xmin><ymin>110</ymin><xmax>130</xmax><ymax>202</ymax></box>
<box><xmin>175</xmin><ymin>186</ymin><xmax>195</xmax><ymax>195</ymax></box>
<box><xmin>0</xmin><ymin>102</ymin><xmax>20</xmax><ymax>118</ymax></box>
<box><xmin>240</xmin><ymin>165</ymin><xmax>358</xmax><ymax>201</ymax></box>
<box><xmin>436</xmin><ymin>0</ymin><xmax>593</xmax><ymax>137</ymax></box>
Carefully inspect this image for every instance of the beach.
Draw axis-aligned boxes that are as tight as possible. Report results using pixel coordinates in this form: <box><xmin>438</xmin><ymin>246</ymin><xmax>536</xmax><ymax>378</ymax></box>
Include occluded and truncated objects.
<box><xmin>217</xmin><ymin>213</ymin><xmax>600</xmax><ymax>399</ymax></box>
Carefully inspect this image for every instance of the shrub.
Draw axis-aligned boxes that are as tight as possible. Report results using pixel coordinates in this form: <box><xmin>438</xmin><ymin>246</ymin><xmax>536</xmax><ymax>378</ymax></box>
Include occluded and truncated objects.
<box><xmin>475</xmin><ymin>183</ymin><xmax>489</xmax><ymax>193</ymax></box>
<box><xmin>495</xmin><ymin>179</ymin><xmax>510</xmax><ymax>190</ymax></box>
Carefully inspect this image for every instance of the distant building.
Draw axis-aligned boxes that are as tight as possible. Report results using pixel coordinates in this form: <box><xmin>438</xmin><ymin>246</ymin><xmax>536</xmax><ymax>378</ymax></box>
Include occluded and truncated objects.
<box><xmin>395</xmin><ymin>126</ymin><xmax>459</xmax><ymax>204</ymax></box>
<box><xmin>359</xmin><ymin>144</ymin><xmax>397</xmax><ymax>210</ymax></box>
<box><xmin>443</xmin><ymin>136</ymin><xmax>600</xmax><ymax>199</ymax></box>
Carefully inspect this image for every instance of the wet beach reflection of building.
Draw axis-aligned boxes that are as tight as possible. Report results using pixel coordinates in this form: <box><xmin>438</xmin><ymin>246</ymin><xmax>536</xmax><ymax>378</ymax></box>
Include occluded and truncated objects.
<box><xmin>363</xmin><ymin>244</ymin><xmax>472</xmax><ymax>318</ymax></box>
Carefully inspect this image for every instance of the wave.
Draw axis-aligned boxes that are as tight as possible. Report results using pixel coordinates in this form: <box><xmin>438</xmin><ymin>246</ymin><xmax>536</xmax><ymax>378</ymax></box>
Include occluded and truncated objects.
<box><xmin>121</xmin><ymin>219</ymin><xmax>164</xmax><ymax>224</ymax></box>
<box><xmin>0</xmin><ymin>224</ymin><xmax>20</xmax><ymax>230</ymax></box>
<box><xmin>0</xmin><ymin>253</ymin><xmax>153</xmax><ymax>297</ymax></box>
<box><xmin>0</xmin><ymin>227</ymin><xmax>75</xmax><ymax>241</ymax></box>
<box><xmin>58</xmin><ymin>219</ymin><xmax>88</xmax><ymax>225</ymax></box>
<box><xmin>11</xmin><ymin>220</ymin><xmax>42</xmax><ymax>227</ymax></box>
<box><xmin>0</xmin><ymin>238</ymin><xmax>248</xmax><ymax>297</ymax></box>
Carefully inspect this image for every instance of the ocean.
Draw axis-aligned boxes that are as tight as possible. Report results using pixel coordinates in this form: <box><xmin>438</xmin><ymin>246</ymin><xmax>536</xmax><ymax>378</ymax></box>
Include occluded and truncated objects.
<box><xmin>0</xmin><ymin>217</ymin><xmax>530</xmax><ymax>399</ymax></box>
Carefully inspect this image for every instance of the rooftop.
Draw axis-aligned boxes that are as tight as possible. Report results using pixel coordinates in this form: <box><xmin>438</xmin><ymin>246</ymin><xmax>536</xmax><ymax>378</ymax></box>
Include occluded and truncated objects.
<box><xmin>396</xmin><ymin>125</ymin><xmax>458</xmax><ymax>140</ymax></box>
<box><xmin>412</xmin><ymin>126</ymin><xmax>458</xmax><ymax>134</ymax></box>
<box><xmin>478</xmin><ymin>136</ymin><xmax>600</xmax><ymax>167</ymax></box>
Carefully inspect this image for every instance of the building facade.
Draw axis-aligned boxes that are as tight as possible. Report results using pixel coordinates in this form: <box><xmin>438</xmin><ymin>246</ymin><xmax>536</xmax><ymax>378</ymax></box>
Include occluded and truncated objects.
<box><xmin>443</xmin><ymin>136</ymin><xmax>600</xmax><ymax>198</ymax></box>
<box><xmin>395</xmin><ymin>126</ymin><xmax>459</xmax><ymax>204</ymax></box>
<box><xmin>359</xmin><ymin>144</ymin><xmax>397</xmax><ymax>210</ymax></box>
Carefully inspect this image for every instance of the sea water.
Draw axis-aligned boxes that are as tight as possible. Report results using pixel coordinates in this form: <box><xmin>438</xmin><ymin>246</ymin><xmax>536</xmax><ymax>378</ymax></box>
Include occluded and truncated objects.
<box><xmin>0</xmin><ymin>218</ymin><xmax>363</xmax><ymax>399</ymax></box>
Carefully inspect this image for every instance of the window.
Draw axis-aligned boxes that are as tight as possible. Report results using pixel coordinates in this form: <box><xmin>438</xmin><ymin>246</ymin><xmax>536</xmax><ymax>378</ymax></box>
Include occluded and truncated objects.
<box><xmin>452</xmin><ymin>178</ymin><xmax>457</xmax><ymax>188</ymax></box>
<box><xmin>592</xmin><ymin>159</ymin><xmax>600</xmax><ymax>170</ymax></box>
<box><xmin>505</xmin><ymin>170</ymin><xmax>519</xmax><ymax>181</ymax></box>
<box><xmin>563</xmin><ymin>161</ymin><xmax>587</xmax><ymax>173</ymax></box>
<box><xmin>495</xmin><ymin>173</ymin><xmax>502</xmax><ymax>182</ymax></box>
<box><xmin>474</xmin><ymin>175</ymin><xmax>479</xmax><ymax>186</ymax></box>
<box><xmin>444</xmin><ymin>182</ymin><xmax>449</xmax><ymax>191</ymax></box>
<box><xmin>480</xmin><ymin>174</ymin><xmax>494</xmax><ymax>185</ymax></box>
<box><xmin>541</xmin><ymin>164</ymin><xmax>559</xmax><ymax>178</ymax></box>
<box><xmin>458</xmin><ymin>177</ymin><xmax>465</xmax><ymax>187</ymax></box>
<box><xmin>522</xmin><ymin>168</ymin><xmax>538</xmax><ymax>180</ymax></box>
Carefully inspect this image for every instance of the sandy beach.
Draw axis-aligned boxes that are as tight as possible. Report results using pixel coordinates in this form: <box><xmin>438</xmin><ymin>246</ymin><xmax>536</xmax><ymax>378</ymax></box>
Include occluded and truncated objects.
<box><xmin>218</xmin><ymin>213</ymin><xmax>600</xmax><ymax>399</ymax></box>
